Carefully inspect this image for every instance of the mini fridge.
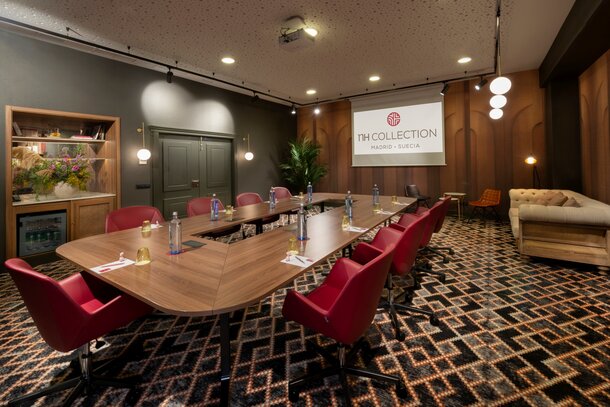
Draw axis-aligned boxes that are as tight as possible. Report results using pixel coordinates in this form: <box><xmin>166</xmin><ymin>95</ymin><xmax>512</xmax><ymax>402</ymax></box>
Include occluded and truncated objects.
<box><xmin>17</xmin><ymin>211</ymin><xmax>67</xmax><ymax>257</ymax></box>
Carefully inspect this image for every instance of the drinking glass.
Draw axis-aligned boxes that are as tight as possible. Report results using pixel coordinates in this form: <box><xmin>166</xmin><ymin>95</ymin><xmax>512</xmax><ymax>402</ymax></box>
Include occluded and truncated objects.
<box><xmin>141</xmin><ymin>220</ymin><xmax>151</xmax><ymax>237</ymax></box>
<box><xmin>373</xmin><ymin>202</ymin><xmax>381</xmax><ymax>213</ymax></box>
<box><xmin>299</xmin><ymin>192</ymin><xmax>304</xmax><ymax>199</ymax></box>
<box><xmin>391</xmin><ymin>195</ymin><xmax>398</xmax><ymax>204</ymax></box>
<box><xmin>287</xmin><ymin>236</ymin><xmax>298</xmax><ymax>255</ymax></box>
<box><xmin>135</xmin><ymin>247</ymin><xmax>151</xmax><ymax>265</ymax></box>
<box><xmin>341</xmin><ymin>215</ymin><xmax>350</xmax><ymax>230</ymax></box>
<box><xmin>225</xmin><ymin>205</ymin><xmax>234</xmax><ymax>220</ymax></box>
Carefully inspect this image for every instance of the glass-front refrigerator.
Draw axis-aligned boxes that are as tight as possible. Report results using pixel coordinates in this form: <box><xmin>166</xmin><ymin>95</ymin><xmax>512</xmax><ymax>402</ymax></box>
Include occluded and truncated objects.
<box><xmin>17</xmin><ymin>211</ymin><xmax>67</xmax><ymax>257</ymax></box>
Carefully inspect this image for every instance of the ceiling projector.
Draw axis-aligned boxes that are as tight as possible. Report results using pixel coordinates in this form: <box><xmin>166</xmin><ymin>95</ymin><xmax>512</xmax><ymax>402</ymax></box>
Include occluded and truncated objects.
<box><xmin>278</xmin><ymin>28</ymin><xmax>315</xmax><ymax>51</ymax></box>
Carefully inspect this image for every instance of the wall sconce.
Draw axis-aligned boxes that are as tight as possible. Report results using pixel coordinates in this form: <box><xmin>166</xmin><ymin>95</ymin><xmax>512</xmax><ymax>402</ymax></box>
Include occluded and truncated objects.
<box><xmin>525</xmin><ymin>155</ymin><xmax>540</xmax><ymax>188</ymax></box>
<box><xmin>136</xmin><ymin>122</ymin><xmax>151</xmax><ymax>165</ymax></box>
<box><xmin>244</xmin><ymin>134</ymin><xmax>254</xmax><ymax>161</ymax></box>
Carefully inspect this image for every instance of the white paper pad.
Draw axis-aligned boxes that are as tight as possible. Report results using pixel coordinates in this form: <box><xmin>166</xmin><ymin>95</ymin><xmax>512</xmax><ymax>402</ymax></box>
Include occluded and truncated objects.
<box><xmin>151</xmin><ymin>223</ymin><xmax>163</xmax><ymax>229</ymax></box>
<box><xmin>378</xmin><ymin>210</ymin><xmax>395</xmax><ymax>215</ymax></box>
<box><xmin>281</xmin><ymin>254</ymin><xmax>314</xmax><ymax>267</ymax></box>
<box><xmin>347</xmin><ymin>226</ymin><xmax>368</xmax><ymax>233</ymax></box>
<box><xmin>393</xmin><ymin>202</ymin><xmax>409</xmax><ymax>206</ymax></box>
<box><xmin>91</xmin><ymin>259</ymin><xmax>135</xmax><ymax>273</ymax></box>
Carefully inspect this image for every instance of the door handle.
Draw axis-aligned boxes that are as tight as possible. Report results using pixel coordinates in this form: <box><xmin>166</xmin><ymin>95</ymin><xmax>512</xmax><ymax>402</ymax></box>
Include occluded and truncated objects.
<box><xmin>191</xmin><ymin>180</ymin><xmax>200</xmax><ymax>187</ymax></box>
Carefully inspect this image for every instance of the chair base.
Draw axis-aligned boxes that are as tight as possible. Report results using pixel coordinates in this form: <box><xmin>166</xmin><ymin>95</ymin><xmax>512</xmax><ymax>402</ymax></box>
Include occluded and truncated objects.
<box><xmin>8</xmin><ymin>342</ymin><xmax>141</xmax><ymax>407</ymax></box>
<box><xmin>467</xmin><ymin>206</ymin><xmax>500</xmax><ymax>223</ymax></box>
<box><xmin>288</xmin><ymin>340</ymin><xmax>405</xmax><ymax>406</ymax></box>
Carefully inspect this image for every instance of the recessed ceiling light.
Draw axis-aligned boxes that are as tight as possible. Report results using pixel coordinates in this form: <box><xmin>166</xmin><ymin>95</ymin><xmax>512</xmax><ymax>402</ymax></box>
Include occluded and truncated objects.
<box><xmin>369</xmin><ymin>75</ymin><xmax>380</xmax><ymax>82</ymax></box>
<box><xmin>458</xmin><ymin>57</ymin><xmax>472</xmax><ymax>64</ymax></box>
<box><xmin>306</xmin><ymin>89</ymin><xmax>317</xmax><ymax>95</ymax></box>
<box><xmin>304</xmin><ymin>27</ymin><xmax>318</xmax><ymax>37</ymax></box>
<box><xmin>221</xmin><ymin>57</ymin><xmax>235</xmax><ymax>64</ymax></box>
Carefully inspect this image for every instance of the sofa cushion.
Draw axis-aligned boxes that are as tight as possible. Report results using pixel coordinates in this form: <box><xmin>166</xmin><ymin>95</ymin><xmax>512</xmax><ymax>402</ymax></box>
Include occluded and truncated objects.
<box><xmin>563</xmin><ymin>197</ymin><xmax>581</xmax><ymax>207</ymax></box>
<box><xmin>547</xmin><ymin>192</ymin><xmax>568</xmax><ymax>206</ymax></box>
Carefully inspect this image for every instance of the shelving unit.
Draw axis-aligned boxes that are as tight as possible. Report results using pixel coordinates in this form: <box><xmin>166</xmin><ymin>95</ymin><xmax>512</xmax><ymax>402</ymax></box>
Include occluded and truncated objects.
<box><xmin>5</xmin><ymin>106</ymin><xmax>121</xmax><ymax>258</ymax></box>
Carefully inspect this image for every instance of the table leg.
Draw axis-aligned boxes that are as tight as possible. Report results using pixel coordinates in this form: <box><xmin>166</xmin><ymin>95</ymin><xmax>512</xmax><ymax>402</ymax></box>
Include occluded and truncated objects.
<box><xmin>219</xmin><ymin>313</ymin><xmax>231</xmax><ymax>406</ymax></box>
<box><xmin>457</xmin><ymin>198</ymin><xmax>461</xmax><ymax>220</ymax></box>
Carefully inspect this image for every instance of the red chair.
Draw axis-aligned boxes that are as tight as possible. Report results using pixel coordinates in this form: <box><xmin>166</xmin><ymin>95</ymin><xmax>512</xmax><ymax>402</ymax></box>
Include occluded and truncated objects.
<box><xmin>352</xmin><ymin>213</ymin><xmax>438</xmax><ymax>341</ymax></box>
<box><xmin>105</xmin><ymin>205</ymin><xmax>165</xmax><ymax>233</ymax></box>
<box><xmin>186</xmin><ymin>197</ymin><xmax>241</xmax><ymax>239</ymax></box>
<box><xmin>273</xmin><ymin>186</ymin><xmax>292</xmax><ymax>199</ymax></box>
<box><xmin>283</xmin><ymin>242</ymin><xmax>405</xmax><ymax>404</ymax></box>
<box><xmin>235</xmin><ymin>192</ymin><xmax>280</xmax><ymax>237</ymax></box>
<box><xmin>410</xmin><ymin>196</ymin><xmax>454</xmax><ymax>261</ymax></box>
<box><xmin>4</xmin><ymin>258</ymin><xmax>152</xmax><ymax>406</ymax></box>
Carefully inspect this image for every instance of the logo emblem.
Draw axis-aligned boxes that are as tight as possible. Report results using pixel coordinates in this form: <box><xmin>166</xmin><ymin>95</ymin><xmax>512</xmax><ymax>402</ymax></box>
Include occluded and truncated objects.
<box><xmin>387</xmin><ymin>112</ymin><xmax>401</xmax><ymax>127</ymax></box>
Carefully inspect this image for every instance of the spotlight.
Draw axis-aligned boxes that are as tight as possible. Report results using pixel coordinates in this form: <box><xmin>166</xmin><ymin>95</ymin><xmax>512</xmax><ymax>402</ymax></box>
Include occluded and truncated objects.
<box><xmin>291</xmin><ymin>105</ymin><xmax>296</xmax><ymax>114</ymax></box>
<box><xmin>166</xmin><ymin>68</ymin><xmax>173</xmax><ymax>83</ymax></box>
<box><xmin>475</xmin><ymin>77</ymin><xmax>488</xmax><ymax>91</ymax></box>
<box><xmin>440</xmin><ymin>82</ymin><xmax>449</xmax><ymax>96</ymax></box>
<box><xmin>251</xmin><ymin>93</ymin><xmax>259</xmax><ymax>103</ymax></box>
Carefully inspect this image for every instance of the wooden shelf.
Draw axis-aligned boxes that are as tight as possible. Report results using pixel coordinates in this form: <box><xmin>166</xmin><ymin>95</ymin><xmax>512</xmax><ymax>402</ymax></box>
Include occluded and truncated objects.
<box><xmin>5</xmin><ymin>105</ymin><xmax>121</xmax><ymax>258</ymax></box>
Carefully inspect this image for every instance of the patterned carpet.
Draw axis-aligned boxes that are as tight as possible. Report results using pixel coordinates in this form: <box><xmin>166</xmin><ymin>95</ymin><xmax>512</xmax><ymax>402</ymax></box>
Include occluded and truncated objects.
<box><xmin>1</xmin><ymin>215</ymin><xmax>609</xmax><ymax>406</ymax></box>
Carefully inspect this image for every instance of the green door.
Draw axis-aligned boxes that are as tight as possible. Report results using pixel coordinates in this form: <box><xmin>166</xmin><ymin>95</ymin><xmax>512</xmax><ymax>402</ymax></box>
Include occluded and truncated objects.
<box><xmin>153</xmin><ymin>133</ymin><xmax>233</xmax><ymax>219</ymax></box>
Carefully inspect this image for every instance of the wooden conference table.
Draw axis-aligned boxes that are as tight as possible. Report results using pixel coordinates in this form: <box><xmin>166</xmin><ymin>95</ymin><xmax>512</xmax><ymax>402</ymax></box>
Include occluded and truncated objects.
<box><xmin>56</xmin><ymin>192</ymin><xmax>415</xmax><ymax>405</ymax></box>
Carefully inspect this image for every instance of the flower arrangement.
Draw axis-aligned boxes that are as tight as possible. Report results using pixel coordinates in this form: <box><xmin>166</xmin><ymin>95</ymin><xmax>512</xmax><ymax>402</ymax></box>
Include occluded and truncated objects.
<box><xmin>12</xmin><ymin>145</ymin><xmax>92</xmax><ymax>196</ymax></box>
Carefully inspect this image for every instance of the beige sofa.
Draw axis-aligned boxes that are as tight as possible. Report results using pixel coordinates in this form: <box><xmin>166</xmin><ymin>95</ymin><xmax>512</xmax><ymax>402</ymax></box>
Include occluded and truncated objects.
<box><xmin>509</xmin><ymin>189</ymin><xmax>610</xmax><ymax>269</ymax></box>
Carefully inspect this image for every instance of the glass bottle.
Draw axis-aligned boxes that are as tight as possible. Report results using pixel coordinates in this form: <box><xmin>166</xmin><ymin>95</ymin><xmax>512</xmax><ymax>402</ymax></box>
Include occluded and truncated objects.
<box><xmin>210</xmin><ymin>193</ymin><xmax>219</xmax><ymax>220</ymax></box>
<box><xmin>345</xmin><ymin>190</ymin><xmax>353</xmax><ymax>220</ymax></box>
<box><xmin>307</xmin><ymin>182</ymin><xmax>313</xmax><ymax>203</ymax></box>
<box><xmin>269</xmin><ymin>187</ymin><xmax>276</xmax><ymax>209</ymax></box>
<box><xmin>169</xmin><ymin>211</ymin><xmax>182</xmax><ymax>254</ymax></box>
<box><xmin>372</xmin><ymin>184</ymin><xmax>381</xmax><ymax>212</ymax></box>
<box><xmin>297</xmin><ymin>203</ymin><xmax>307</xmax><ymax>240</ymax></box>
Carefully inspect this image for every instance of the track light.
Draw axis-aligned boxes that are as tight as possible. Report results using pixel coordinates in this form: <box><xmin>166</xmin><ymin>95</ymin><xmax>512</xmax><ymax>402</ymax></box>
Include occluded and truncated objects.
<box><xmin>251</xmin><ymin>92</ymin><xmax>259</xmax><ymax>103</ymax></box>
<box><xmin>166</xmin><ymin>68</ymin><xmax>173</xmax><ymax>83</ymax></box>
<box><xmin>440</xmin><ymin>82</ymin><xmax>449</xmax><ymax>96</ymax></box>
<box><xmin>475</xmin><ymin>77</ymin><xmax>488</xmax><ymax>91</ymax></box>
<box><xmin>291</xmin><ymin>105</ymin><xmax>296</xmax><ymax>114</ymax></box>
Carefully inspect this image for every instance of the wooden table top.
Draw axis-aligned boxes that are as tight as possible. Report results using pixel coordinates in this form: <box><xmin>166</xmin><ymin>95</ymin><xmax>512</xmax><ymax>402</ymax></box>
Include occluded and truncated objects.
<box><xmin>56</xmin><ymin>193</ymin><xmax>415</xmax><ymax>316</ymax></box>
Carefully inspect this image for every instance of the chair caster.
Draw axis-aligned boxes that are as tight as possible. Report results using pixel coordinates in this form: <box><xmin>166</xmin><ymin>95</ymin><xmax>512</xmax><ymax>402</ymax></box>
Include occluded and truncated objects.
<box><xmin>396</xmin><ymin>382</ymin><xmax>408</xmax><ymax>398</ymax></box>
<box><xmin>395</xmin><ymin>330</ymin><xmax>405</xmax><ymax>342</ymax></box>
<box><xmin>429</xmin><ymin>315</ymin><xmax>439</xmax><ymax>326</ymax></box>
<box><xmin>289</xmin><ymin>387</ymin><xmax>300</xmax><ymax>402</ymax></box>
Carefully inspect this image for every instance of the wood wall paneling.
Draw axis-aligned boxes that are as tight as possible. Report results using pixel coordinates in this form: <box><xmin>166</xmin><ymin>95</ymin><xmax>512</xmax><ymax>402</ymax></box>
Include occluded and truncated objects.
<box><xmin>579</xmin><ymin>50</ymin><xmax>610</xmax><ymax>204</ymax></box>
<box><xmin>297</xmin><ymin>70</ymin><xmax>546</xmax><ymax>217</ymax></box>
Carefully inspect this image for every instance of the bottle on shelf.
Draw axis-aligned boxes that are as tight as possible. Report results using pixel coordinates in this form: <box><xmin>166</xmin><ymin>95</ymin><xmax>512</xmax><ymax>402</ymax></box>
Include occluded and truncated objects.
<box><xmin>345</xmin><ymin>190</ymin><xmax>353</xmax><ymax>220</ymax></box>
<box><xmin>297</xmin><ymin>203</ymin><xmax>308</xmax><ymax>240</ymax></box>
<box><xmin>169</xmin><ymin>211</ymin><xmax>182</xmax><ymax>255</ymax></box>
<box><xmin>307</xmin><ymin>182</ymin><xmax>313</xmax><ymax>203</ymax></box>
<box><xmin>269</xmin><ymin>187</ymin><xmax>276</xmax><ymax>210</ymax></box>
<box><xmin>210</xmin><ymin>194</ymin><xmax>220</xmax><ymax>220</ymax></box>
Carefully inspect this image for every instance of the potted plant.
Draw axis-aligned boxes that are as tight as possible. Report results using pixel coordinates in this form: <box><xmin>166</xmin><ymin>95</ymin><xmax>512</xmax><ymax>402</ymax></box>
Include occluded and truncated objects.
<box><xmin>279</xmin><ymin>138</ymin><xmax>327</xmax><ymax>193</ymax></box>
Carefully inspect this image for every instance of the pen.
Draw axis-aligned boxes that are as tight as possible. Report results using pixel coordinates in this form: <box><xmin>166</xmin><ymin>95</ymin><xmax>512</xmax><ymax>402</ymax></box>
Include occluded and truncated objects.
<box><xmin>295</xmin><ymin>256</ymin><xmax>305</xmax><ymax>264</ymax></box>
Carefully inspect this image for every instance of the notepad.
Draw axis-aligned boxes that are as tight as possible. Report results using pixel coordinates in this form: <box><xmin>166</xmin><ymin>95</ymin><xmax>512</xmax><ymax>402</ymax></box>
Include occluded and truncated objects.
<box><xmin>281</xmin><ymin>254</ymin><xmax>314</xmax><ymax>267</ymax></box>
<box><xmin>91</xmin><ymin>259</ymin><xmax>135</xmax><ymax>273</ymax></box>
<box><xmin>347</xmin><ymin>226</ymin><xmax>368</xmax><ymax>233</ymax></box>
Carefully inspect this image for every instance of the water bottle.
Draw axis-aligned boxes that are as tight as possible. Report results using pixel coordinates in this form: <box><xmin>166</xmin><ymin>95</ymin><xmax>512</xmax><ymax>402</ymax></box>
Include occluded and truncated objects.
<box><xmin>345</xmin><ymin>190</ymin><xmax>353</xmax><ymax>220</ymax></box>
<box><xmin>372</xmin><ymin>184</ymin><xmax>380</xmax><ymax>205</ymax></box>
<box><xmin>307</xmin><ymin>182</ymin><xmax>313</xmax><ymax>203</ymax></box>
<box><xmin>297</xmin><ymin>203</ymin><xmax>307</xmax><ymax>240</ymax></box>
<box><xmin>269</xmin><ymin>187</ymin><xmax>276</xmax><ymax>210</ymax></box>
<box><xmin>210</xmin><ymin>193</ymin><xmax>219</xmax><ymax>221</ymax></box>
<box><xmin>169</xmin><ymin>211</ymin><xmax>182</xmax><ymax>254</ymax></box>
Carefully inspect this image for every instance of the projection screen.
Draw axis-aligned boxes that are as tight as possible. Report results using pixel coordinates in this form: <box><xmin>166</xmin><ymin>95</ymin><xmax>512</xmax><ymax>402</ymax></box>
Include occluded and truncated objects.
<box><xmin>351</xmin><ymin>85</ymin><xmax>445</xmax><ymax>167</ymax></box>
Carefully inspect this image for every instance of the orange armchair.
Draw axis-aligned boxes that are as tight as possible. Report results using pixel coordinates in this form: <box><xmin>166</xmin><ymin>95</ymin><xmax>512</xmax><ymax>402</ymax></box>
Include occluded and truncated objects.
<box><xmin>467</xmin><ymin>189</ymin><xmax>501</xmax><ymax>222</ymax></box>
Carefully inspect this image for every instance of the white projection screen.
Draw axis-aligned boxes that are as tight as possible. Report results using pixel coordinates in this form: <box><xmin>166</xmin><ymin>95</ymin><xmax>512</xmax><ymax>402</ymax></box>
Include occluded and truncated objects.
<box><xmin>351</xmin><ymin>85</ymin><xmax>446</xmax><ymax>167</ymax></box>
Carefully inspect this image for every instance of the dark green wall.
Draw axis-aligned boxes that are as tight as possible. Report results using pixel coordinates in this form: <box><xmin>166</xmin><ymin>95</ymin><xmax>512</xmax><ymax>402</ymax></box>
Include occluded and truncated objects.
<box><xmin>0</xmin><ymin>29</ymin><xmax>296</xmax><ymax>261</ymax></box>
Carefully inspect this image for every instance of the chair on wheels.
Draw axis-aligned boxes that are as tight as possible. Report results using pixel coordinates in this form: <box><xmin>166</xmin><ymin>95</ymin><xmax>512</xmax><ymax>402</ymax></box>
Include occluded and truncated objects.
<box><xmin>3</xmin><ymin>258</ymin><xmax>152</xmax><ymax>406</ymax></box>
<box><xmin>405</xmin><ymin>184</ymin><xmax>430</xmax><ymax>208</ymax></box>
<box><xmin>283</xmin><ymin>242</ymin><xmax>406</xmax><ymax>405</ymax></box>
<box><xmin>105</xmin><ymin>205</ymin><xmax>165</xmax><ymax>233</ymax></box>
<box><xmin>186</xmin><ymin>197</ymin><xmax>242</xmax><ymax>240</ymax></box>
<box><xmin>467</xmin><ymin>189</ymin><xmax>501</xmax><ymax>222</ymax></box>
<box><xmin>409</xmin><ymin>196</ymin><xmax>454</xmax><ymax>261</ymax></box>
<box><xmin>352</xmin><ymin>214</ymin><xmax>439</xmax><ymax>341</ymax></box>
<box><xmin>236</xmin><ymin>192</ymin><xmax>280</xmax><ymax>237</ymax></box>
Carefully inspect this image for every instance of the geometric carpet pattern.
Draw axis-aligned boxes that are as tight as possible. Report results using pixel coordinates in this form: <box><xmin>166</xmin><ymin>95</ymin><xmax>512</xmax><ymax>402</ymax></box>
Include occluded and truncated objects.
<box><xmin>1</xmin><ymin>215</ymin><xmax>610</xmax><ymax>406</ymax></box>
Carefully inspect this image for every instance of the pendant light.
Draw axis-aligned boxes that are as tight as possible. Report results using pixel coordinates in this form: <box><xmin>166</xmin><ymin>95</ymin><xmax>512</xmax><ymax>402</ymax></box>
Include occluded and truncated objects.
<box><xmin>136</xmin><ymin>123</ymin><xmax>151</xmax><ymax>164</ymax></box>
<box><xmin>489</xmin><ymin>1</ymin><xmax>511</xmax><ymax>119</ymax></box>
<box><xmin>244</xmin><ymin>134</ymin><xmax>254</xmax><ymax>161</ymax></box>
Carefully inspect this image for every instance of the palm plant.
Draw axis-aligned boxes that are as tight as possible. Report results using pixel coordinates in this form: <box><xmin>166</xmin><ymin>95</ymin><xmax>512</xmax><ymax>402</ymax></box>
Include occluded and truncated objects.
<box><xmin>280</xmin><ymin>138</ymin><xmax>327</xmax><ymax>193</ymax></box>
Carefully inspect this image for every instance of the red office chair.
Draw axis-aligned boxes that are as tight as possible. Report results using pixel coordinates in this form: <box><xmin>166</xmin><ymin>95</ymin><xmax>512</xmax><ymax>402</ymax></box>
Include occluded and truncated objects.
<box><xmin>105</xmin><ymin>205</ymin><xmax>165</xmax><ymax>233</ymax></box>
<box><xmin>4</xmin><ymin>258</ymin><xmax>152</xmax><ymax>406</ymax></box>
<box><xmin>410</xmin><ymin>196</ymin><xmax>454</xmax><ymax>261</ymax></box>
<box><xmin>392</xmin><ymin>199</ymin><xmax>448</xmax><ymax>283</ymax></box>
<box><xmin>352</xmin><ymin>213</ymin><xmax>438</xmax><ymax>341</ymax></box>
<box><xmin>283</xmin><ymin>243</ymin><xmax>406</xmax><ymax>404</ymax></box>
<box><xmin>235</xmin><ymin>192</ymin><xmax>280</xmax><ymax>237</ymax></box>
<box><xmin>273</xmin><ymin>186</ymin><xmax>292</xmax><ymax>199</ymax></box>
<box><xmin>186</xmin><ymin>197</ymin><xmax>242</xmax><ymax>239</ymax></box>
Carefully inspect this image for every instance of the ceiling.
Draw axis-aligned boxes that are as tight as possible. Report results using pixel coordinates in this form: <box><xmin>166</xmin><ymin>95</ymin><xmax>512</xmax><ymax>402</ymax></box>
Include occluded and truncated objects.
<box><xmin>0</xmin><ymin>0</ymin><xmax>575</xmax><ymax>105</ymax></box>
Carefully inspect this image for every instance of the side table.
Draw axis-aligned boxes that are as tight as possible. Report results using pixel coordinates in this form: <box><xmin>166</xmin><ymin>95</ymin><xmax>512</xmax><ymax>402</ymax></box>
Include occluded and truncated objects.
<box><xmin>443</xmin><ymin>192</ymin><xmax>467</xmax><ymax>220</ymax></box>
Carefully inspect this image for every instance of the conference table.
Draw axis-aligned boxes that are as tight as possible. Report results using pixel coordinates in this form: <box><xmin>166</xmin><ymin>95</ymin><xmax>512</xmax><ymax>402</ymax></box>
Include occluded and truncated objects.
<box><xmin>56</xmin><ymin>192</ymin><xmax>415</xmax><ymax>405</ymax></box>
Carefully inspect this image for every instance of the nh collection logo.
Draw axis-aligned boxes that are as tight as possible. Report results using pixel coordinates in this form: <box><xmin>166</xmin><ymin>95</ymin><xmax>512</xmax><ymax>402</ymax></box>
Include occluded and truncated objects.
<box><xmin>387</xmin><ymin>112</ymin><xmax>401</xmax><ymax>127</ymax></box>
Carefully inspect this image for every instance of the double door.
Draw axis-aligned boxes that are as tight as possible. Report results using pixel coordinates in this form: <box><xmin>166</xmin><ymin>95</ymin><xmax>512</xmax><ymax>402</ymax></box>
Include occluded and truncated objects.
<box><xmin>153</xmin><ymin>133</ymin><xmax>233</xmax><ymax>220</ymax></box>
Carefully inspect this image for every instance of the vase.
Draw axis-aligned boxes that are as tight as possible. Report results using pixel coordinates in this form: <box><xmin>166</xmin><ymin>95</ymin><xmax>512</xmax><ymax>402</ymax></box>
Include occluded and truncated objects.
<box><xmin>54</xmin><ymin>182</ymin><xmax>79</xmax><ymax>199</ymax></box>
